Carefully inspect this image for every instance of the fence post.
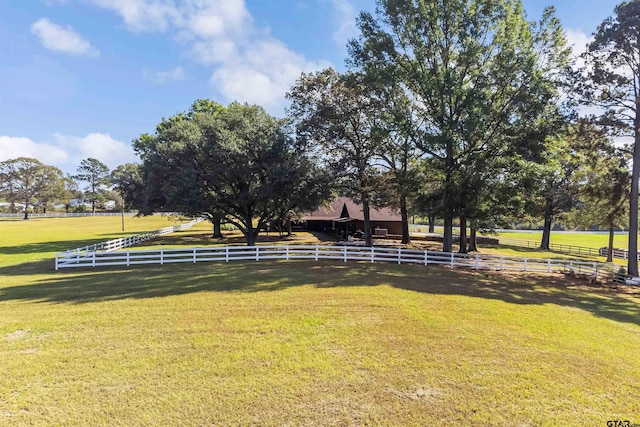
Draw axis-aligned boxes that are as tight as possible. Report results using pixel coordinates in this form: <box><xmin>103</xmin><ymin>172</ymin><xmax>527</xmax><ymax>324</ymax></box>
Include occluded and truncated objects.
<box><xmin>569</xmin><ymin>261</ymin><xmax>573</xmax><ymax>273</ymax></box>
<box><xmin>475</xmin><ymin>254</ymin><xmax>479</xmax><ymax>271</ymax></box>
<box><xmin>315</xmin><ymin>244</ymin><xmax>318</xmax><ymax>261</ymax></box>
<box><xmin>450</xmin><ymin>252</ymin><xmax>454</xmax><ymax>268</ymax></box>
<box><xmin>55</xmin><ymin>254</ymin><xmax>58</xmax><ymax>271</ymax></box>
<box><xmin>92</xmin><ymin>251</ymin><xmax>96</xmax><ymax>267</ymax></box>
<box><xmin>593</xmin><ymin>262</ymin><xmax>597</xmax><ymax>279</ymax></box>
<box><xmin>286</xmin><ymin>246</ymin><xmax>289</xmax><ymax>261</ymax></box>
<box><xmin>424</xmin><ymin>250</ymin><xmax>428</xmax><ymax>266</ymax></box>
<box><xmin>344</xmin><ymin>246</ymin><xmax>347</xmax><ymax>262</ymax></box>
<box><xmin>193</xmin><ymin>247</ymin><xmax>197</xmax><ymax>263</ymax></box>
<box><xmin>371</xmin><ymin>246</ymin><xmax>374</xmax><ymax>263</ymax></box>
<box><xmin>500</xmin><ymin>256</ymin><xmax>504</xmax><ymax>271</ymax></box>
<box><xmin>226</xmin><ymin>246</ymin><xmax>229</xmax><ymax>262</ymax></box>
<box><xmin>127</xmin><ymin>251</ymin><xmax>130</xmax><ymax>267</ymax></box>
<box><xmin>524</xmin><ymin>258</ymin><xmax>527</xmax><ymax>272</ymax></box>
<box><xmin>256</xmin><ymin>246</ymin><xmax>259</xmax><ymax>261</ymax></box>
<box><xmin>547</xmin><ymin>259</ymin><xmax>551</xmax><ymax>273</ymax></box>
<box><xmin>160</xmin><ymin>248</ymin><xmax>164</xmax><ymax>265</ymax></box>
<box><xmin>397</xmin><ymin>248</ymin><xmax>401</xmax><ymax>265</ymax></box>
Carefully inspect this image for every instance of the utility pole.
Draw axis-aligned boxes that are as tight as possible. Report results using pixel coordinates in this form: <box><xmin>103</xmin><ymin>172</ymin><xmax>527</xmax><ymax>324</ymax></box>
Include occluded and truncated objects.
<box><xmin>121</xmin><ymin>195</ymin><xmax>125</xmax><ymax>232</ymax></box>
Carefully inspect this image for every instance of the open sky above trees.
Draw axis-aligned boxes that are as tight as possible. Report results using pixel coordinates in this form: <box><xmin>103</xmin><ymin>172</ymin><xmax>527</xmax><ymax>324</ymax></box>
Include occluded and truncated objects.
<box><xmin>0</xmin><ymin>0</ymin><xmax>622</xmax><ymax>175</ymax></box>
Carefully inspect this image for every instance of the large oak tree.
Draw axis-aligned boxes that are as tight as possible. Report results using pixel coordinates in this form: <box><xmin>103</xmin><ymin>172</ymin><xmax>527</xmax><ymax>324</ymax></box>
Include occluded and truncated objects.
<box><xmin>134</xmin><ymin>101</ymin><xmax>331</xmax><ymax>246</ymax></box>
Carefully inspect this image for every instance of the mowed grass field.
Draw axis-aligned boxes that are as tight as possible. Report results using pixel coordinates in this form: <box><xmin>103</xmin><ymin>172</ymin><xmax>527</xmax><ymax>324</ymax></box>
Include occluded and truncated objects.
<box><xmin>1</xmin><ymin>218</ymin><xmax>640</xmax><ymax>425</ymax></box>
<box><xmin>494</xmin><ymin>230</ymin><xmax>630</xmax><ymax>250</ymax></box>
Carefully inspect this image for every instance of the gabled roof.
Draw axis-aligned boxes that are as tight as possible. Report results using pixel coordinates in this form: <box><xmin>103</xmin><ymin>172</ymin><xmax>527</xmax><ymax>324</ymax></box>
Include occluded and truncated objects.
<box><xmin>303</xmin><ymin>197</ymin><xmax>402</xmax><ymax>222</ymax></box>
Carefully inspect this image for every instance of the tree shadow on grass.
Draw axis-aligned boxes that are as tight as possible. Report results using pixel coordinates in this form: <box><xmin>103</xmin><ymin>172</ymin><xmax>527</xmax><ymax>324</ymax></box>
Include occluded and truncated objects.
<box><xmin>0</xmin><ymin>238</ymin><xmax>114</xmax><ymax>257</ymax></box>
<box><xmin>0</xmin><ymin>260</ymin><xmax>639</xmax><ymax>327</ymax></box>
<box><xmin>484</xmin><ymin>244</ymin><xmax>602</xmax><ymax>262</ymax></box>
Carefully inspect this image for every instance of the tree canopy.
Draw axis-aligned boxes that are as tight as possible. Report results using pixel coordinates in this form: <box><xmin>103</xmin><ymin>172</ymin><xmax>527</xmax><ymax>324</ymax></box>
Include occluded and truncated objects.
<box><xmin>73</xmin><ymin>158</ymin><xmax>111</xmax><ymax>214</ymax></box>
<box><xmin>133</xmin><ymin>100</ymin><xmax>332</xmax><ymax>245</ymax></box>
<box><xmin>0</xmin><ymin>157</ymin><xmax>69</xmax><ymax>219</ymax></box>
<box><xmin>348</xmin><ymin>0</ymin><xmax>571</xmax><ymax>252</ymax></box>
<box><xmin>581</xmin><ymin>0</ymin><xmax>640</xmax><ymax>275</ymax></box>
<box><xmin>288</xmin><ymin>69</ymin><xmax>383</xmax><ymax>246</ymax></box>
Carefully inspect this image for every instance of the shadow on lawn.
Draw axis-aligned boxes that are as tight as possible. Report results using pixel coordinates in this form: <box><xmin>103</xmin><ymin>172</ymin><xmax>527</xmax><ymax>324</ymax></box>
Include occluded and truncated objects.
<box><xmin>1</xmin><ymin>259</ymin><xmax>639</xmax><ymax>326</ymax></box>
<box><xmin>483</xmin><ymin>245</ymin><xmax>598</xmax><ymax>261</ymax></box>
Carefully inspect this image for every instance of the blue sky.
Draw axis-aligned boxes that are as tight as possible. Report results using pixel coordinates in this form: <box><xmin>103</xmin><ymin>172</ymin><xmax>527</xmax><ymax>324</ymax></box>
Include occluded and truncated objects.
<box><xmin>0</xmin><ymin>0</ymin><xmax>623</xmax><ymax>174</ymax></box>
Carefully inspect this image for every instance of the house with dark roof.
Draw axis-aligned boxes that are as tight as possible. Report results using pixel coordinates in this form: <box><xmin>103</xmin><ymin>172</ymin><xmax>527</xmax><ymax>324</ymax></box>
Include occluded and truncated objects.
<box><xmin>302</xmin><ymin>197</ymin><xmax>403</xmax><ymax>236</ymax></box>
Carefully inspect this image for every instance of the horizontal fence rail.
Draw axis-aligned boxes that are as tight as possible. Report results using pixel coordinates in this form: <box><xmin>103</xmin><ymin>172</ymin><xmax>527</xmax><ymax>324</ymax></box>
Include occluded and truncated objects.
<box><xmin>0</xmin><ymin>212</ymin><xmax>192</xmax><ymax>218</ymax></box>
<box><xmin>55</xmin><ymin>244</ymin><xmax>616</xmax><ymax>282</ymax></box>
<box><xmin>55</xmin><ymin>218</ymin><xmax>205</xmax><ymax>267</ymax></box>
<box><xmin>497</xmin><ymin>238</ymin><xmax>602</xmax><ymax>257</ymax></box>
<box><xmin>598</xmin><ymin>247</ymin><xmax>640</xmax><ymax>262</ymax></box>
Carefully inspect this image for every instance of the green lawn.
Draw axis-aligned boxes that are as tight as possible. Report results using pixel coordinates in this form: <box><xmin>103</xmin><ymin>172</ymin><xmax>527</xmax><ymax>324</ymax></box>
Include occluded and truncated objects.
<box><xmin>494</xmin><ymin>230</ymin><xmax>630</xmax><ymax>250</ymax></box>
<box><xmin>1</xmin><ymin>218</ymin><xmax>639</xmax><ymax>425</ymax></box>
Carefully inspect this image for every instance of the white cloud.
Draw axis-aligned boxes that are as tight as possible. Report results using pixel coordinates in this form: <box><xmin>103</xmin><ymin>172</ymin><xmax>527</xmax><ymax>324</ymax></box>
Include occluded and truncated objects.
<box><xmin>210</xmin><ymin>40</ymin><xmax>329</xmax><ymax>108</ymax></box>
<box><xmin>565</xmin><ymin>28</ymin><xmax>592</xmax><ymax>70</ymax></box>
<box><xmin>53</xmin><ymin>133</ymin><xmax>138</xmax><ymax>170</ymax></box>
<box><xmin>31</xmin><ymin>18</ymin><xmax>100</xmax><ymax>57</ymax></box>
<box><xmin>144</xmin><ymin>66</ymin><xmax>187</xmax><ymax>84</ymax></box>
<box><xmin>325</xmin><ymin>0</ymin><xmax>359</xmax><ymax>50</ymax></box>
<box><xmin>184</xmin><ymin>0</ymin><xmax>251</xmax><ymax>39</ymax></box>
<box><xmin>88</xmin><ymin>0</ymin><xmax>180</xmax><ymax>32</ymax></box>
<box><xmin>0</xmin><ymin>133</ymin><xmax>137</xmax><ymax>175</ymax></box>
<box><xmin>0</xmin><ymin>136</ymin><xmax>69</xmax><ymax>164</ymax></box>
<box><xmin>79</xmin><ymin>0</ymin><xmax>331</xmax><ymax>112</ymax></box>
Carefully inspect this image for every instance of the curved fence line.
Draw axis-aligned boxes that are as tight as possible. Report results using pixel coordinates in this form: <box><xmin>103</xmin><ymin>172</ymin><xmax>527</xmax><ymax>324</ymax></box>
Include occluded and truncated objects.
<box><xmin>497</xmin><ymin>238</ymin><xmax>602</xmax><ymax>256</ymax></box>
<box><xmin>55</xmin><ymin>218</ymin><xmax>205</xmax><ymax>262</ymax></box>
<box><xmin>55</xmin><ymin>243</ymin><xmax>615</xmax><ymax>282</ymax></box>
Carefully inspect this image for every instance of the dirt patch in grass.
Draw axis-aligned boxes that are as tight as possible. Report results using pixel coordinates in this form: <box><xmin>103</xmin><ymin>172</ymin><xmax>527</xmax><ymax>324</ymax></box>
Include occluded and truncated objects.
<box><xmin>5</xmin><ymin>329</ymin><xmax>29</xmax><ymax>340</ymax></box>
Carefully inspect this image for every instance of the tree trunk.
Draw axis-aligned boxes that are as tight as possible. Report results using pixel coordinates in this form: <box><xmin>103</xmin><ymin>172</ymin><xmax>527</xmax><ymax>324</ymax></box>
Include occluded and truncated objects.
<box><xmin>540</xmin><ymin>198</ymin><xmax>553</xmax><ymax>250</ymax></box>
<box><xmin>92</xmin><ymin>200</ymin><xmax>96</xmax><ymax>214</ymax></box>
<box><xmin>458</xmin><ymin>216</ymin><xmax>467</xmax><ymax>254</ymax></box>
<box><xmin>443</xmin><ymin>143</ymin><xmax>454</xmax><ymax>253</ymax></box>
<box><xmin>362</xmin><ymin>195</ymin><xmax>373</xmax><ymax>247</ymax></box>
<box><xmin>443</xmin><ymin>215</ymin><xmax>453</xmax><ymax>253</ymax></box>
<box><xmin>468</xmin><ymin>227</ymin><xmax>478</xmax><ymax>252</ymax></box>
<box><xmin>287</xmin><ymin>219</ymin><xmax>292</xmax><ymax>237</ymax></box>
<box><xmin>246</xmin><ymin>225</ymin><xmax>258</xmax><ymax>246</ymax></box>
<box><xmin>400</xmin><ymin>195</ymin><xmax>410</xmax><ymax>244</ymax></box>
<box><xmin>23</xmin><ymin>196</ymin><xmax>29</xmax><ymax>220</ymax></box>
<box><xmin>428</xmin><ymin>216</ymin><xmax>435</xmax><ymax>233</ymax></box>
<box><xmin>212</xmin><ymin>213</ymin><xmax>223</xmax><ymax>238</ymax></box>
<box><xmin>607</xmin><ymin>224</ymin><xmax>614</xmax><ymax>263</ymax></box>
<box><xmin>628</xmin><ymin>120</ymin><xmax>640</xmax><ymax>275</ymax></box>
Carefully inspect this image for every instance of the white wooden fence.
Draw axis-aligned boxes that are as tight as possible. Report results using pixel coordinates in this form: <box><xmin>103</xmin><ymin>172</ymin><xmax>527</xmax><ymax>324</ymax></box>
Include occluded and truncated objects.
<box><xmin>497</xmin><ymin>238</ymin><xmax>602</xmax><ymax>256</ymax></box>
<box><xmin>55</xmin><ymin>218</ymin><xmax>205</xmax><ymax>263</ymax></box>
<box><xmin>55</xmin><ymin>243</ymin><xmax>614</xmax><ymax>281</ymax></box>
<box><xmin>598</xmin><ymin>247</ymin><xmax>640</xmax><ymax>262</ymax></box>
